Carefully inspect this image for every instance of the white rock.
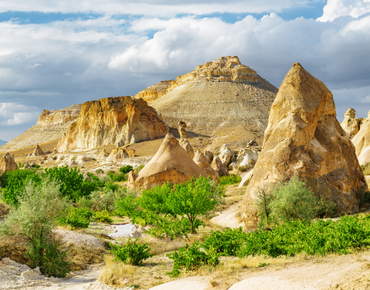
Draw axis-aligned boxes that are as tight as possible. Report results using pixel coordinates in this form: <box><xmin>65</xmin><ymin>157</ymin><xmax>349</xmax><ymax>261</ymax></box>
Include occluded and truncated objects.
<box><xmin>219</xmin><ymin>144</ymin><xmax>234</xmax><ymax>166</ymax></box>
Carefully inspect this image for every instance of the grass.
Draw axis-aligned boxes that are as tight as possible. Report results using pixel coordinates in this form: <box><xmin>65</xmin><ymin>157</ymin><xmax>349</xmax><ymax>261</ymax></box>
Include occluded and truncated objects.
<box><xmin>362</xmin><ymin>162</ymin><xmax>370</xmax><ymax>176</ymax></box>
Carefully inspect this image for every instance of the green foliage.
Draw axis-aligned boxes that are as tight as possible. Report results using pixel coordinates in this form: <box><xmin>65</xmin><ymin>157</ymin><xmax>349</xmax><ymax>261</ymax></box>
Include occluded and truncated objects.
<box><xmin>95</xmin><ymin>169</ymin><xmax>104</xmax><ymax>174</ymax></box>
<box><xmin>361</xmin><ymin>162</ymin><xmax>370</xmax><ymax>175</ymax></box>
<box><xmin>140</xmin><ymin>182</ymin><xmax>174</xmax><ymax>215</ymax></box>
<box><xmin>167</xmin><ymin>243</ymin><xmax>219</xmax><ymax>277</ymax></box>
<box><xmin>107</xmin><ymin>170</ymin><xmax>126</xmax><ymax>182</ymax></box>
<box><xmin>58</xmin><ymin>207</ymin><xmax>93</xmax><ymax>229</ymax></box>
<box><xmin>18</xmin><ymin>162</ymin><xmax>25</xmax><ymax>168</ymax></box>
<box><xmin>105</xmin><ymin>181</ymin><xmax>119</xmax><ymax>192</ymax></box>
<box><xmin>202</xmin><ymin>227</ymin><xmax>245</xmax><ymax>256</ymax></box>
<box><xmin>134</xmin><ymin>164</ymin><xmax>145</xmax><ymax>175</ymax></box>
<box><xmin>120</xmin><ymin>165</ymin><xmax>133</xmax><ymax>174</ymax></box>
<box><xmin>94</xmin><ymin>209</ymin><xmax>113</xmax><ymax>223</ymax></box>
<box><xmin>219</xmin><ymin>174</ymin><xmax>242</xmax><ymax>185</ymax></box>
<box><xmin>109</xmin><ymin>238</ymin><xmax>153</xmax><ymax>265</ymax></box>
<box><xmin>0</xmin><ymin>180</ymin><xmax>71</xmax><ymax>277</ymax></box>
<box><xmin>356</xmin><ymin>188</ymin><xmax>370</xmax><ymax>208</ymax></box>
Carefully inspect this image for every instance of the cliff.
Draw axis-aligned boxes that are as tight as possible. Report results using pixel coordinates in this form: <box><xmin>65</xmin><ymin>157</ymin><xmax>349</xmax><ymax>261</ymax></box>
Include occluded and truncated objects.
<box><xmin>57</xmin><ymin>96</ymin><xmax>167</xmax><ymax>152</ymax></box>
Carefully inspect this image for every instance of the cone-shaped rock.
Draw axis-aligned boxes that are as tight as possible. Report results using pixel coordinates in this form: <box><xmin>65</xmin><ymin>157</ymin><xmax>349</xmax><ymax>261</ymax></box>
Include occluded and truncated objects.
<box><xmin>352</xmin><ymin>111</ymin><xmax>370</xmax><ymax>165</ymax></box>
<box><xmin>0</xmin><ymin>153</ymin><xmax>18</xmax><ymax>172</ymax></box>
<box><xmin>193</xmin><ymin>150</ymin><xmax>219</xmax><ymax>180</ymax></box>
<box><xmin>133</xmin><ymin>133</ymin><xmax>207</xmax><ymax>190</ymax></box>
<box><xmin>31</xmin><ymin>144</ymin><xmax>44</xmax><ymax>157</ymax></box>
<box><xmin>241</xmin><ymin>63</ymin><xmax>367</xmax><ymax>229</ymax></box>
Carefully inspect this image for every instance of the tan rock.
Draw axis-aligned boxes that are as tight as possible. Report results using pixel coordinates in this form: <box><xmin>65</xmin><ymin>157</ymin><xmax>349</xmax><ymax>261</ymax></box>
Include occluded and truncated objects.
<box><xmin>352</xmin><ymin>111</ymin><xmax>370</xmax><ymax>165</ymax></box>
<box><xmin>179</xmin><ymin>138</ymin><xmax>194</xmax><ymax>159</ymax></box>
<box><xmin>57</xmin><ymin>96</ymin><xmax>167</xmax><ymax>152</ymax></box>
<box><xmin>340</xmin><ymin>108</ymin><xmax>362</xmax><ymax>138</ymax></box>
<box><xmin>127</xmin><ymin>170</ymin><xmax>136</xmax><ymax>190</ymax></box>
<box><xmin>219</xmin><ymin>144</ymin><xmax>234</xmax><ymax>166</ymax></box>
<box><xmin>30</xmin><ymin>144</ymin><xmax>44</xmax><ymax>157</ymax></box>
<box><xmin>97</xmin><ymin>148</ymin><xmax>109</xmax><ymax>159</ymax></box>
<box><xmin>237</xmin><ymin>148</ymin><xmax>258</xmax><ymax>170</ymax></box>
<box><xmin>24</xmin><ymin>161</ymin><xmax>31</xmax><ymax>169</ymax></box>
<box><xmin>132</xmin><ymin>133</ymin><xmax>207</xmax><ymax>191</ymax></box>
<box><xmin>203</xmin><ymin>150</ymin><xmax>214</xmax><ymax>164</ymax></box>
<box><xmin>193</xmin><ymin>150</ymin><xmax>219</xmax><ymax>180</ymax></box>
<box><xmin>0</xmin><ymin>153</ymin><xmax>18</xmax><ymax>172</ymax></box>
<box><xmin>107</xmin><ymin>148</ymin><xmax>128</xmax><ymax>162</ymax></box>
<box><xmin>178</xmin><ymin>121</ymin><xmax>187</xmax><ymax>139</ymax></box>
<box><xmin>122</xmin><ymin>145</ymin><xmax>136</xmax><ymax>157</ymax></box>
<box><xmin>211</xmin><ymin>156</ymin><xmax>229</xmax><ymax>176</ymax></box>
<box><xmin>241</xmin><ymin>63</ymin><xmax>367</xmax><ymax>229</ymax></box>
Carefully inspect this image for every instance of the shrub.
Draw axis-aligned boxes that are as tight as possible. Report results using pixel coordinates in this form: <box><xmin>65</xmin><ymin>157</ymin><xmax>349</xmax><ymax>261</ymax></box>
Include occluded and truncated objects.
<box><xmin>105</xmin><ymin>182</ymin><xmax>119</xmax><ymax>192</ymax></box>
<box><xmin>94</xmin><ymin>209</ymin><xmax>113</xmax><ymax>223</ymax></box>
<box><xmin>202</xmin><ymin>227</ymin><xmax>245</xmax><ymax>256</ymax></box>
<box><xmin>95</xmin><ymin>169</ymin><xmax>104</xmax><ymax>174</ymax></box>
<box><xmin>0</xmin><ymin>180</ymin><xmax>71</xmax><ymax>277</ymax></box>
<box><xmin>59</xmin><ymin>207</ymin><xmax>93</xmax><ymax>229</ymax></box>
<box><xmin>120</xmin><ymin>165</ymin><xmax>133</xmax><ymax>174</ymax></box>
<box><xmin>219</xmin><ymin>174</ymin><xmax>242</xmax><ymax>185</ymax></box>
<box><xmin>110</xmin><ymin>238</ymin><xmax>153</xmax><ymax>265</ymax></box>
<box><xmin>361</xmin><ymin>162</ymin><xmax>370</xmax><ymax>176</ymax></box>
<box><xmin>134</xmin><ymin>164</ymin><xmax>145</xmax><ymax>175</ymax></box>
<box><xmin>107</xmin><ymin>171</ymin><xmax>126</xmax><ymax>182</ymax></box>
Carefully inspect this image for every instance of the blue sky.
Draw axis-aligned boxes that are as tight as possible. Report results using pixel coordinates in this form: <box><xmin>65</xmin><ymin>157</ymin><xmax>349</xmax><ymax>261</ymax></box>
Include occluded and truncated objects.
<box><xmin>0</xmin><ymin>0</ymin><xmax>370</xmax><ymax>141</ymax></box>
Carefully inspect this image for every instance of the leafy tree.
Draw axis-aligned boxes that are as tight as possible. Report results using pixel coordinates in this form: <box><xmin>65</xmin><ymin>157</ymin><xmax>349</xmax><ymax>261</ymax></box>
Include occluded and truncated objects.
<box><xmin>119</xmin><ymin>165</ymin><xmax>133</xmax><ymax>174</ymax></box>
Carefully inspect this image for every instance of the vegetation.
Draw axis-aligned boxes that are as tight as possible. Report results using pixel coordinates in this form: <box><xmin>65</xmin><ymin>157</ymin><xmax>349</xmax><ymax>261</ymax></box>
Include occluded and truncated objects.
<box><xmin>120</xmin><ymin>165</ymin><xmax>133</xmax><ymax>174</ymax></box>
<box><xmin>110</xmin><ymin>238</ymin><xmax>153</xmax><ymax>265</ymax></box>
<box><xmin>134</xmin><ymin>164</ymin><xmax>145</xmax><ymax>175</ymax></box>
<box><xmin>107</xmin><ymin>170</ymin><xmax>126</xmax><ymax>182</ymax></box>
<box><xmin>58</xmin><ymin>207</ymin><xmax>93</xmax><ymax>229</ymax></box>
<box><xmin>219</xmin><ymin>174</ymin><xmax>242</xmax><ymax>186</ymax></box>
<box><xmin>362</xmin><ymin>162</ymin><xmax>370</xmax><ymax>176</ymax></box>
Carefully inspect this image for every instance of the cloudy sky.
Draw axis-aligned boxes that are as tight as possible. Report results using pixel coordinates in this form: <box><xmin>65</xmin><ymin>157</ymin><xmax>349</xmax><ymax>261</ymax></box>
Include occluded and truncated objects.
<box><xmin>0</xmin><ymin>0</ymin><xmax>370</xmax><ymax>142</ymax></box>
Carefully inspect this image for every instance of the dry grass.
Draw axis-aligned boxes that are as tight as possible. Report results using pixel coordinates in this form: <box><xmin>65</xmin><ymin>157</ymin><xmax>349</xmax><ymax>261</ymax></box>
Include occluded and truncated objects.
<box><xmin>0</xmin><ymin>200</ymin><xmax>10</xmax><ymax>220</ymax></box>
<box><xmin>67</xmin><ymin>244</ymin><xmax>105</xmax><ymax>271</ymax></box>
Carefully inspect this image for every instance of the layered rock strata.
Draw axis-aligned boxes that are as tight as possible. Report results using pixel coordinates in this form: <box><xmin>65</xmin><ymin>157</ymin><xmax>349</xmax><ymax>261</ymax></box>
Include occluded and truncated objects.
<box><xmin>129</xmin><ymin>133</ymin><xmax>207</xmax><ymax>191</ymax></box>
<box><xmin>57</xmin><ymin>97</ymin><xmax>167</xmax><ymax>152</ymax></box>
<box><xmin>241</xmin><ymin>63</ymin><xmax>367</xmax><ymax>229</ymax></box>
<box><xmin>340</xmin><ymin>108</ymin><xmax>362</xmax><ymax>138</ymax></box>
<box><xmin>352</xmin><ymin>111</ymin><xmax>370</xmax><ymax>165</ymax></box>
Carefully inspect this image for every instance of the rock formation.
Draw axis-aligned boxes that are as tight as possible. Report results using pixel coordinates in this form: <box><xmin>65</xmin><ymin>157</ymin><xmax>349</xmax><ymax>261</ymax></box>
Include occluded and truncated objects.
<box><xmin>219</xmin><ymin>144</ymin><xmax>234</xmax><ymax>166</ymax></box>
<box><xmin>0</xmin><ymin>153</ymin><xmax>18</xmax><ymax>172</ymax></box>
<box><xmin>57</xmin><ymin>97</ymin><xmax>167</xmax><ymax>152</ymax></box>
<box><xmin>193</xmin><ymin>150</ymin><xmax>219</xmax><ymax>180</ymax></box>
<box><xmin>0</xmin><ymin>104</ymin><xmax>81</xmax><ymax>152</ymax></box>
<box><xmin>211</xmin><ymin>156</ymin><xmax>229</xmax><ymax>176</ymax></box>
<box><xmin>97</xmin><ymin>148</ymin><xmax>109</xmax><ymax>159</ymax></box>
<box><xmin>340</xmin><ymin>108</ymin><xmax>362</xmax><ymax>138</ymax></box>
<box><xmin>179</xmin><ymin>138</ymin><xmax>194</xmax><ymax>159</ymax></box>
<box><xmin>130</xmin><ymin>133</ymin><xmax>207</xmax><ymax>191</ymax></box>
<box><xmin>107</xmin><ymin>148</ymin><xmax>128</xmax><ymax>162</ymax></box>
<box><xmin>352</xmin><ymin>111</ymin><xmax>370</xmax><ymax>165</ymax></box>
<box><xmin>24</xmin><ymin>161</ymin><xmax>31</xmax><ymax>169</ymax></box>
<box><xmin>29</xmin><ymin>144</ymin><xmax>44</xmax><ymax>157</ymax></box>
<box><xmin>204</xmin><ymin>150</ymin><xmax>214</xmax><ymax>164</ymax></box>
<box><xmin>135</xmin><ymin>56</ymin><xmax>277</xmax><ymax>149</ymax></box>
<box><xmin>237</xmin><ymin>148</ymin><xmax>259</xmax><ymax>170</ymax></box>
<box><xmin>241</xmin><ymin>63</ymin><xmax>367</xmax><ymax>229</ymax></box>
<box><xmin>178</xmin><ymin>121</ymin><xmax>187</xmax><ymax>139</ymax></box>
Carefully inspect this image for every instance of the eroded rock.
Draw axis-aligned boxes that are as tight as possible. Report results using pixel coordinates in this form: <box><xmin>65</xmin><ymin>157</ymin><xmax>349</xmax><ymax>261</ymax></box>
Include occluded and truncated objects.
<box><xmin>340</xmin><ymin>108</ymin><xmax>362</xmax><ymax>138</ymax></box>
<box><xmin>0</xmin><ymin>153</ymin><xmax>18</xmax><ymax>172</ymax></box>
<box><xmin>193</xmin><ymin>150</ymin><xmax>219</xmax><ymax>180</ymax></box>
<box><xmin>352</xmin><ymin>111</ymin><xmax>370</xmax><ymax>165</ymax></box>
<box><xmin>179</xmin><ymin>138</ymin><xmax>194</xmax><ymax>159</ymax></box>
<box><xmin>211</xmin><ymin>156</ymin><xmax>229</xmax><ymax>176</ymax></box>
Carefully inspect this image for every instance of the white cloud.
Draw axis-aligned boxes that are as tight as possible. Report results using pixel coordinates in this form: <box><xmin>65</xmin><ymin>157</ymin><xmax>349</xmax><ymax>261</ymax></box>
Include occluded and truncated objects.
<box><xmin>318</xmin><ymin>0</ymin><xmax>370</xmax><ymax>22</ymax></box>
<box><xmin>0</xmin><ymin>103</ymin><xmax>40</xmax><ymax>126</ymax></box>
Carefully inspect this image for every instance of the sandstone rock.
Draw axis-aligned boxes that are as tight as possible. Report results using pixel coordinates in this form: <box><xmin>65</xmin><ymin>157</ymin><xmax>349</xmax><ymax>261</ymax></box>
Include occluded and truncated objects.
<box><xmin>57</xmin><ymin>97</ymin><xmax>167</xmax><ymax>152</ymax></box>
<box><xmin>178</xmin><ymin>121</ymin><xmax>187</xmax><ymax>139</ymax></box>
<box><xmin>211</xmin><ymin>156</ymin><xmax>229</xmax><ymax>176</ymax></box>
<box><xmin>193</xmin><ymin>150</ymin><xmax>219</xmax><ymax>180</ymax></box>
<box><xmin>132</xmin><ymin>133</ymin><xmax>207</xmax><ymax>191</ymax></box>
<box><xmin>179</xmin><ymin>138</ymin><xmax>194</xmax><ymax>159</ymax></box>
<box><xmin>135</xmin><ymin>56</ymin><xmax>277</xmax><ymax>149</ymax></box>
<box><xmin>237</xmin><ymin>148</ymin><xmax>259</xmax><ymax>170</ymax></box>
<box><xmin>127</xmin><ymin>170</ymin><xmax>136</xmax><ymax>190</ymax></box>
<box><xmin>241</xmin><ymin>63</ymin><xmax>367</xmax><ymax>229</ymax></box>
<box><xmin>204</xmin><ymin>150</ymin><xmax>214</xmax><ymax>164</ymax></box>
<box><xmin>29</xmin><ymin>144</ymin><xmax>44</xmax><ymax>157</ymax></box>
<box><xmin>219</xmin><ymin>144</ymin><xmax>234</xmax><ymax>166</ymax></box>
<box><xmin>340</xmin><ymin>108</ymin><xmax>362</xmax><ymax>138</ymax></box>
<box><xmin>238</xmin><ymin>169</ymin><xmax>253</xmax><ymax>188</ymax></box>
<box><xmin>24</xmin><ymin>161</ymin><xmax>31</xmax><ymax>169</ymax></box>
<box><xmin>107</xmin><ymin>148</ymin><xmax>127</xmax><ymax>162</ymax></box>
<box><xmin>352</xmin><ymin>111</ymin><xmax>370</xmax><ymax>165</ymax></box>
<box><xmin>97</xmin><ymin>148</ymin><xmax>109</xmax><ymax>159</ymax></box>
<box><xmin>122</xmin><ymin>145</ymin><xmax>136</xmax><ymax>157</ymax></box>
<box><xmin>0</xmin><ymin>153</ymin><xmax>18</xmax><ymax>172</ymax></box>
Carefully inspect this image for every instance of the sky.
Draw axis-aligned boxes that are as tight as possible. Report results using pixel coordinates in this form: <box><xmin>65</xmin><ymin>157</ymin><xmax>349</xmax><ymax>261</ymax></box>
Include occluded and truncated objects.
<box><xmin>0</xmin><ymin>0</ymin><xmax>370</xmax><ymax>142</ymax></box>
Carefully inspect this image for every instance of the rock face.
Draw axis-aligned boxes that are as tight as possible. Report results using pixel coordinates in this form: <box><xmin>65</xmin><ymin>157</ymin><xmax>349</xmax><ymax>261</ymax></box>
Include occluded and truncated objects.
<box><xmin>130</xmin><ymin>133</ymin><xmax>207</xmax><ymax>191</ymax></box>
<box><xmin>340</xmin><ymin>108</ymin><xmax>362</xmax><ymax>138</ymax></box>
<box><xmin>241</xmin><ymin>63</ymin><xmax>367</xmax><ymax>229</ymax></box>
<box><xmin>352</xmin><ymin>111</ymin><xmax>370</xmax><ymax>165</ymax></box>
<box><xmin>193</xmin><ymin>150</ymin><xmax>219</xmax><ymax>180</ymax></box>
<box><xmin>0</xmin><ymin>104</ymin><xmax>81</xmax><ymax>152</ymax></box>
<box><xmin>135</xmin><ymin>56</ymin><xmax>277</xmax><ymax>149</ymax></box>
<box><xmin>179</xmin><ymin>138</ymin><xmax>194</xmax><ymax>159</ymax></box>
<box><xmin>0</xmin><ymin>153</ymin><xmax>18</xmax><ymax>172</ymax></box>
<box><xmin>57</xmin><ymin>97</ymin><xmax>167</xmax><ymax>152</ymax></box>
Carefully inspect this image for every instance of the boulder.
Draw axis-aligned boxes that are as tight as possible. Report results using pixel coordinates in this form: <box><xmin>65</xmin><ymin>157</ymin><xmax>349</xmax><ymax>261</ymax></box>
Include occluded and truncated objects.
<box><xmin>179</xmin><ymin>138</ymin><xmax>194</xmax><ymax>159</ymax></box>
<box><xmin>131</xmin><ymin>133</ymin><xmax>207</xmax><ymax>191</ymax></box>
<box><xmin>57</xmin><ymin>96</ymin><xmax>167</xmax><ymax>152</ymax></box>
<box><xmin>127</xmin><ymin>171</ymin><xmax>136</xmax><ymax>190</ymax></box>
<box><xmin>237</xmin><ymin>148</ymin><xmax>258</xmax><ymax>170</ymax></box>
<box><xmin>211</xmin><ymin>156</ymin><xmax>229</xmax><ymax>176</ymax></box>
<box><xmin>352</xmin><ymin>111</ymin><xmax>370</xmax><ymax>165</ymax></box>
<box><xmin>219</xmin><ymin>144</ymin><xmax>234</xmax><ymax>166</ymax></box>
<box><xmin>193</xmin><ymin>150</ymin><xmax>219</xmax><ymax>180</ymax></box>
<box><xmin>340</xmin><ymin>108</ymin><xmax>362</xmax><ymax>138</ymax></box>
<box><xmin>107</xmin><ymin>148</ymin><xmax>128</xmax><ymax>162</ymax></box>
<box><xmin>178</xmin><ymin>121</ymin><xmax>187</xmax><ymax>139</ymax></box>
<box><xmin>0</xmin><ymin>153</ymin><xmax>18</xmax><ymax>172</ymax></box>
<box><xmin>203</xmin><ymin>150</ymin><xmax>214</xmax><ymax>164</ymax></box>
<box><xmin>241</xmin><ymin>63</ymin><xmax>367</xmax><ymax>229</ymax></box>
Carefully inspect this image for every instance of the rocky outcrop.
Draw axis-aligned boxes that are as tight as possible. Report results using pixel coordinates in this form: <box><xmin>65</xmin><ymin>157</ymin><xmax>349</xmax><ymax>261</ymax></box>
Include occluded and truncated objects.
<box><xmin>107</xmin><ymin>148</ymin><xmax>128</xmax><ymax>162</ymax></box>
<box><xmin>97</xmin><ymin>148</ymin><xmax>109</xmax><ymax>159</ymax></box>
<box><xmin>24</xmin><ymin>161</ymin><xmax>31</xmax><ymax>169</ymax></box>
<box><xmin>29</xmin><ymin>144</ymin><xmax>44</xmax><ymax>157</ymax></box>
<box><xmin>179</xmin><ymin>138</ymin><xmax>194</xmax><ymax>159</ymax></box>
<box><xmin>241</xmin><ymin>63</ymin><xmax>367</xmax><ymax>229</ymax></box>
<box><xmin>237</xmin><ymin>148</ymin><xmax>259</xmax><ymax>170</ymax></box>
<box><xmin>178</xmin><ymin>121</ymin><xmax>187</xmax><ymax>139</ymax></box>
<box><xmin>193</xmin><ymin>150</ymin><xmax>219</xmax><ymax>180</ymax></box>
<box><xmin>0</xmin><ymin>153</ymin><xmax>18</xmax><ymax>172</ymax></box>
<box><xmin>57</xmin><ymin>97</ymin><xmax>167</xmax><ymax>152</ymax></box>
<box><xmin>211</xmin><ymin>156</ymin><xmax>229</xmax><ymax>176</ymax></box>
<box><xmin>340</xmin><ymin>108</ymin><xmax>362</xmax><ymax>138</ymax></box>
<box><xmin>130</xmin><ymin>133</ymin><xmax>207</xmax><ymax>191</ymax></box>
<box><xmin>219</xmin><ymin>144</ymin><xmax>234</xmax><ymax>166</ymax></box>
<box><xmin>204</xmin><ymin>150</ymin><xmax>214</xmax><ymax>164</ymax></box>
<box><xmin>135</xmin><ymin>56</ymin><xmax>278</xmax><ymax>149</ymax></box>
<box><xmin>0</xmin><ymin>104</ymin><xmax>81</xmax><ymax>153</ymax></box>
<box><xmin>352</xmin><ymin>111</ymin><xmax>370</xmax><ymax>165</ymax></box>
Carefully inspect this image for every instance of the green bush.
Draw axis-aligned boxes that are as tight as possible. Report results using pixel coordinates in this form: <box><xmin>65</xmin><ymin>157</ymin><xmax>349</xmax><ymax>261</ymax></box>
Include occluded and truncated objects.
<box><xmin>110</xmin><ymin>238</ymin><xmax>153</xmax><ymax>265</ymax></box>
<box><xmin>361</xmin><ymin>162</ymin><xmax>370</xmax><ymax>175</ymax></box>
<box><xmin>105</xmin><ymin>181</ymin><xmax>119</xmax><ymax>192</ymax></box>
<box><xmin>94</xmin><ymin>209</ymin><xmax>113</xmax><ymax>223</ymax></box>
<box><xmin>59</xmin><ymin>207</ymin><xmax>93</xmax><ymax>229</ymax></box>
<box><xmin>107</xmin><ymin>171</ymin><xmax>126</xmax><ymax>182</ymax></box>
<box><xmin>219</xmin><ymin>174</ymin><xmax>242</xmax><ymax>185</ymax></box>
<box><xmin>95</xmin><ymin>169</ymin><xmax>104</xmax><ymax>174</ymax></box>
<box><xmin>134</xmin><ymin>164</ymin><xmax>145</xmax><ymax>175</ymax></box>
<box><xmin>202</xmin><ymin>227</ymin><xmax>245</xmax><ymax>256</ymax></box>
<box><xmin>120</xmin><ymin>165</ymin><xmax>133</xmax><ymax>174</ymax></box>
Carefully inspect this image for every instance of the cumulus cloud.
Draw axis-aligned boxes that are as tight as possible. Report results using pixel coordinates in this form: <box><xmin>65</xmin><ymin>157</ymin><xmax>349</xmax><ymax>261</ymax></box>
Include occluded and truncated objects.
<box><xmin>318</xmin><ymin>0</ymin><xmax>370</xmax><ymax>22</ymax></box>
<box><xmin>0</xmin><ymin>103</ymin><xmax>40</xmax><ymax>126</ymax></box>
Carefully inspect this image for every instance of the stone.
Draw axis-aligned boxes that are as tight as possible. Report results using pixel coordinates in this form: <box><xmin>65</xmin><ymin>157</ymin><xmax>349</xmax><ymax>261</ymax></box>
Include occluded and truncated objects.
<box><xmin>219</xmin><ymin>144</ymin><xmax>234</xmax><ymax>166</ymax></box>
<box><xmin>179</xmin><ymin>138</ymin><xmax>194</xmax><ymax>159</ymax></box>
<box><xmin>352</xmin><ymin>111</ymin><xmax>370</xmax><ymax>165</ymax></box>
<box><xmin>193</xmin><ymin>150</ymin><xmax>219</xmax><ymax>180</ymax></box>
<box><xmin>211</xmin><ymin>156</ymin><xmax>229</xmax><ymax>176</ymax></box>
<box><xmin>24</xmin><ymin>161</ymin><xmax>31</xmax><ymax>169</ymax></box>
<box><xmin>237</xmin><ymin>148</ymin><xmax>259</xmax><ymax>170</ymax></box>
<box><xmin>340</xmin><ymin>108</ymin><xmax>362</xmax><ymax>138</ymax></box>
<box><xmin>238</xmin><ymin>170</ymin><xmax>253</xmax><ymax>188</ymax></box>
<box><xmin>97</xmin><ymin>148</ymin><xmax>109</xmax><ymax>159</ymax></box>
<box><xmin>178</xmin><ymin>121</ymin><xmax>187</xmax><ymax>139</ymax></box>
<box><xmin>107</xmin><ymin>148</ymin><xmax>128</xmax><ymax>162</ymax></box>
<box><xmin>122</xmin><ymin>145</ymin><xmax>136</xmax><ymax>157</ymax></box>
<box><xmin>203</xmin><ymin>150</ymin><xmax>214</xmax><ymax>164</ymax></box>
<box><xmin>241</xmin><ymin>63</ymin><xmax>367</xmax><ymax>229</ymax></box>
<box><xmin>57</xmin><ymin>96</ymin><xmax>168</xmax><ymax>152</ymax></box>
<box><xmin>30</xmin><ymin>144</ymin><xmax>44</xmax><ymax>157</ymax></box>
<box><xmin>127</xmin><ymin>170</ymin><xmax>136</xmax><ymax>190</ymax></box>
<box><xmin>132</xmin><ymin>133</ymin><xmax>207</xmax><ymax>191</ymax></box>
<box><xmin>0</xmin><ymin>153</ymin><xmax>18</xmax><ymax>172</ymax></box>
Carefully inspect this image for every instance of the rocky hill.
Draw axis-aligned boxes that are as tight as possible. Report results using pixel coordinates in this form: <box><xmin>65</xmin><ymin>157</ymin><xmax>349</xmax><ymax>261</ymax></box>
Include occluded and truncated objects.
<box><xmin>135</xmin><ymin>56</ymin><xmax>278</xmax><ymax>149</ymax></box>
<box><xmin>0</xmin><ymin>104</ymin><xmax>81</xmax><ymax>153</ymax></box>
